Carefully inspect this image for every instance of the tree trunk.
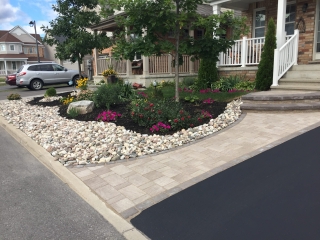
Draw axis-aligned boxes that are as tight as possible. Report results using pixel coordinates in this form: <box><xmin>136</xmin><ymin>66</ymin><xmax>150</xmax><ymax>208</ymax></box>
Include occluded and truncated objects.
<box><xmin>174</xmin><ymin>0</ymin><xmax>180</xmax><ymax>102</ymax></box>
<box><xmin>77</xmin><ymin>53</ymin><xmax>82</xmax><ymax>78</ymax></box>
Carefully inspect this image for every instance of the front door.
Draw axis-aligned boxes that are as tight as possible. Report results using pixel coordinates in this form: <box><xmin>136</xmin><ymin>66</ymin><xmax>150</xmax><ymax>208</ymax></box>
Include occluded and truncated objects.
<box><xmin>315</xmin><ymin>0</ymin><xmax>320</xmax><ymax>59</ymax></box>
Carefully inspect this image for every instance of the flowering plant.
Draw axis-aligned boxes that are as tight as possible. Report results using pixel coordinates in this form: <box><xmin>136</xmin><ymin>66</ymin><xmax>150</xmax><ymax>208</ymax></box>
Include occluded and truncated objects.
<box><xmin>102</xmin><ymin>68</ymin><xmax>117</xmax><ymax>77</ymax></box>
<box><xmin>150</xmin><ymin>122</ymin><xmax>171</xmax><ymax>133</ymax></box>
<box><xmin>197</xmin><ymin>110</ymin><xmax>213</xmax><ymax>123</ymax></box>
<box><xmin>60</xmin><ymin>95</ymin><xmax>74</xmax><ymax>105</ymax></box>
<box><xmin>96</xmin><ymin>110</ymin><xmax>122</xmax><ymax>122</ymax></box>
<box><xmin>203</xmin><ymin>98</ymin><xmax>214</xmax><ymax>104</ymax></box>
<box><xmin>76</xmin><ymin>78</ymin><xmax>88</xmax><ymax>90</ymax></box>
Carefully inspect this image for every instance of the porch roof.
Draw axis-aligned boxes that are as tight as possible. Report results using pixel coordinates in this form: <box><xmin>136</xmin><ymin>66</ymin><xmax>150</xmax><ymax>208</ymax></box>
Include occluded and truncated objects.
<box><xmin>206</xmin><ymin>0</ymin><xmax>264</xmax><ymax>11</ymax></box>
<box><xmin>0</xmin><ymin>54</ymin><xmax>28</xmax><ymax>60</ymax></box>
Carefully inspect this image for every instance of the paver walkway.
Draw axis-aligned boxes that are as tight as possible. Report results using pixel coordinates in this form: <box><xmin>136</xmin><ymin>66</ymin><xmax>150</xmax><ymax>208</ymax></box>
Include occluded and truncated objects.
<box><xmin>68</xmin><ymin>111</ymin><xmax>320</xmax><ymax>219</ymax></box>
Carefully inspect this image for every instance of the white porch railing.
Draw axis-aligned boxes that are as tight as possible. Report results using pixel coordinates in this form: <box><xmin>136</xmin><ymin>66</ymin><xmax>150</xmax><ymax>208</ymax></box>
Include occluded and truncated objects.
<box><xmin>272</xmin><ymin>29</ymin><xmax>299</xmax><ymax>86</ymax></box>
<box><xmin>97</xmin><ymin>57</ymin><xmax>127</xmax><ymax>75</ymax></box>
<box><xmin>218</xmin><ymin>37</ymin><xmax>265</xmax><ymax>67</ymax></box>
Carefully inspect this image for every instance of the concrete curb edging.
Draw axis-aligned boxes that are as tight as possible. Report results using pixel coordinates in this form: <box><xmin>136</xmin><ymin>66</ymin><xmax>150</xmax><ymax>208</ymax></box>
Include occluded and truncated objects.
<box><xmin>0</xmin><ymin>115</ymin><xmax>149</xmax><ymax>240</ymax></box>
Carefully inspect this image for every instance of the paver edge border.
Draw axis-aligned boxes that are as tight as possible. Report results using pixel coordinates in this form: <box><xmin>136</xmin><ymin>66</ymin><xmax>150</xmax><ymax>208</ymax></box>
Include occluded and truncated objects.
<box><xmin>0</xmin><ymin>115</ymin><xmax>149</xmax><ymax>240</ymax></box>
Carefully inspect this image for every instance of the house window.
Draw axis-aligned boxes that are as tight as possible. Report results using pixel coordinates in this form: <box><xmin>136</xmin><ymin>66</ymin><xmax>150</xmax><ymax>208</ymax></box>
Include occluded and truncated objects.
<box><xmin>254</xmin><ymin>9</ymin><xmax>266</xmax><ymax>38</ymax></box>
<box><xmin>10</xmin><ymin>45</ymin><xmax>15</xmax><ymax>51</ymax></box>
<box><xmin>196</xmin><ymin>29</ymin><xmax>204</xmax><ymax>38</ymax></box>
<box><xmin>12</xmin><ymin>62</ymin><xmax>16</xmax><ymax>70</ymax></box>
<box><xmin>0</xmin><ymin>45</ymin><xmax>5</xmax><ymax>51</ymax></box>
<box><xmin>285</xmin><ymin>3</ymin><xmax>296</xmax><ymax>35</ymax></box>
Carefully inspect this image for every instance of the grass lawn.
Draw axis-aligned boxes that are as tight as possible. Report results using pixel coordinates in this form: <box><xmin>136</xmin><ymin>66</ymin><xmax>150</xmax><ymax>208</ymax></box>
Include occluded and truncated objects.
<box><xmin>0</xmin><ymin>77</ymin><xmax>5</xmax><ymax>83</ymax></box>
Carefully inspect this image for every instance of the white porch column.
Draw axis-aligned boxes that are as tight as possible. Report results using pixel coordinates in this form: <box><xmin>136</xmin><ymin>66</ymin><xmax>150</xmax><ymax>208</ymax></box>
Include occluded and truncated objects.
<box><xmin>212</xmin><ymin>4</ymin><xmax>221</xmax><ymax>15</ymax></box>
<box><xmin>189</xmin><ymin>29</ymin><xmax>195</xmax><ymax>74</ymax></box>
<box><xmin>4</xmin><ymin>60</ymin><xmax>7</xmax><ymax>75</ymax></box>
<box><xmin>142</xmin><ymin>56</ymin><xmax>149</xmax><ymax>76</ymax></box>
<box><xmin>168</xmin><ymin>54</ymin><xmax>173</xmax><ymax>74</ymax></box>
<box><xmin>125</xmin><ymin>26</ymin><xmax>132</xmax><ymax>77</ymax></box>
<box><xmin>276</xmin><ymin>0</ymin><xmax>287</xmax><ymax>48</ymax></box>
<box><xmin>93</xmin><ymin>47</ymin><xmax>99</xmax><ymax>76</ymax></box>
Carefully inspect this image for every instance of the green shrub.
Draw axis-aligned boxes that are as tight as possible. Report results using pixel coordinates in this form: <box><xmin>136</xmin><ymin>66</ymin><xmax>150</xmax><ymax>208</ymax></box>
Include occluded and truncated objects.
<box><xmin>77</xmin><ymin>90</ymin><xmax>94</xmax><ymax>101</ymax></box>
<box><xmin>7</xmin><ymin>93</ymin><xmax>21</xmax><ymax>100</ymax></box>
<box><xmin>67</xmin><ymin>107</ymin><xmax>79</xmax><ymax>118</ymax></box>
<box><xmin>93</xmin><ymin>83</ymin><xmax>122</xmax><ymax>110</ymax></box>
<box><xmin>255</xmin><ymin>18</ymin><xmax>276</xmax><ymax>91</ymax></box>
<box><xmin>45</xmin><ymin>87</ymin><xmax>56</xmax><ymax>97</ymax></box>
<box><xmin>235</xmin><ymin>80</ymin><xmax>256</xmax><ymax>91</ymax></box>
<box><xmin>160</xmin><ymin>80</ymin><xmax>175</xmax><ymax>87</ymax></box>
<box><xmin>119</xmin><ymin>82</ymin><xmax>135</xmax><ymax>100</ymax></box>
<box><xmin>196</xmin><ymin>58</ymin><xmax>219</xmax><ymax>89</ymax></box>
<box><xmin>182</xmin><ymin>77</ymin><xmax>196</xmax><ymax>87</ymax></box>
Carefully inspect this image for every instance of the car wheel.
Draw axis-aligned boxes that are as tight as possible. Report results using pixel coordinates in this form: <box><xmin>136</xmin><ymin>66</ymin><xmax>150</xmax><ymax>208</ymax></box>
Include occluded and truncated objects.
<box><xmin>72</xmin><ymin>75</ymin><xmax>80</xmax><ymax>86</ymax></box>
<box><xmin>30</xmin><ymin>79</ymin><xmax>43</xmax><ymax>90</ymax></box>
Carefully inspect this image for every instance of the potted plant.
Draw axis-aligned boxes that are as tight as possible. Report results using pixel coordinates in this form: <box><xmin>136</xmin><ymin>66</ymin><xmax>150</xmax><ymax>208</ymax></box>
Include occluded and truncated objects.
<box><xmin>102</xmin><ymin>66</ymin><xmax>117</xmax><ymax>84</ymax></box>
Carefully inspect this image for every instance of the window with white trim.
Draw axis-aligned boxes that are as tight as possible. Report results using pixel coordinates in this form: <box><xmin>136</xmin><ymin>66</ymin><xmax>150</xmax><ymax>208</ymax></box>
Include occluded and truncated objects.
<box><xmin>9</xmin><ymin>45</ymin><xmax>15</xmax><ymax>51</ymax></box>
<box><xmin>253</xmin><ymin>8</ymin><xmax>266</xmax><ymax>38</ymax></box>
<box><xmin>0</xmin><ymin>45</ymin><xmax>5</xmax><ymax>51</ymax></box>
<box><xmin>285</xmin><ymin>3</ymin><xmax>296</xmax><ymax>35</ymax></box>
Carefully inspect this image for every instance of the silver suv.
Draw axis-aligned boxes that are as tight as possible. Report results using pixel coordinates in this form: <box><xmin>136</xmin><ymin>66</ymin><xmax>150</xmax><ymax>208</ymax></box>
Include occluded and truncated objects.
<box><xmin>16</xmin><ymin>63</ymin><xmax>82</xmax><ymax>90</ymax></box>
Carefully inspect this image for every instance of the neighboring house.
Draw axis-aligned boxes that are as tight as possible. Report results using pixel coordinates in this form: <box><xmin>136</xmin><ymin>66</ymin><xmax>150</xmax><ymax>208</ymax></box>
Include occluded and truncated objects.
<box><xmin>90</xmin><ymin>4</ymin><xmax>239</xmax><ymax>86</ymax></box>
<box><xmin>0</xmin><ymin>26</ymin><xmax>52</xmax><ymax>76</ymax></box>
<box><xmin>209</xmin><ymin>0</ymin><xmax>320</xmax><ymax>90</ymax></box>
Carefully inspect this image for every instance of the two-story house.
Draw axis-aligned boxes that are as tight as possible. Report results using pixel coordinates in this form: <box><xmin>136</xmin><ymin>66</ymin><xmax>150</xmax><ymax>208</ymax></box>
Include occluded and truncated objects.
<box><xmin>0</xmin><ymin>26</ymin><xmax>52</xmax><ymax>76</ymax></box>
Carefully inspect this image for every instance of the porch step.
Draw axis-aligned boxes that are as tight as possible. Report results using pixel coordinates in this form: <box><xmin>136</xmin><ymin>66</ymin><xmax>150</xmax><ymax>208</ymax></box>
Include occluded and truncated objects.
<box><xmin>241</xmin><ymin>91</ymin><xmax>320</xmax><ymax>111</ymax></box>
<box><xmin>270</xmin><ymin>84</ymin><xmax>320</xmax><ymax>91</ymax></box>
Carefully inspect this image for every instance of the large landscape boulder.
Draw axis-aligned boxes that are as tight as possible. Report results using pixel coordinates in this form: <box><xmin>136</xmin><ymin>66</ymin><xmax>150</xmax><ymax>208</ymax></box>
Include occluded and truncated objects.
<box><xmin>67</xmin><ymin>100</ymin><xmax>94</xmax><ymax>115</ymax></box>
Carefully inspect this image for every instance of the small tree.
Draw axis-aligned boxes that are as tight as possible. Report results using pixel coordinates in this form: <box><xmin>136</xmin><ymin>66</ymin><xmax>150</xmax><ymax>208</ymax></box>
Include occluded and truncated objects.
<box><xmin>255</xmin><ymin>18</ymin><xmax>277</xmax><ymax>91</ymax></box>
<box><xmin>197</xmin><ymin>58</ymin><xmax>218</xmax><ymax>89</ymax></box>
<box><xmin>99</xmin><ymin>0</ymin><xmax>247</xmax><ymax>100</ymax></box>
<box><xmin>42</xmin><ymin>0</ymin><xmax>111</xmax><ymax>78</ymax></box>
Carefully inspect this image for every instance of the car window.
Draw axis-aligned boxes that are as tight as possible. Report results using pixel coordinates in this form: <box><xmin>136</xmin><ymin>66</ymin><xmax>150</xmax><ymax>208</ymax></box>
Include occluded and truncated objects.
<box><xmin>28</xmin><ymin>65</ymin><xmax>39</xmax><ymax>71</ymax></box>
<box><xmin>39</xmin><ymin>64</ymin><xmax>54</xmax><ymax>71</ymax></box>
<box><xmin>17</xmin><ymin>66</ymin><xmax>24</xmax><ymax>73</ymax></box>
<box><xmin>52</xmin><ymin>64</ymin><xmax>64</xmax><ymax>71</ymax></box>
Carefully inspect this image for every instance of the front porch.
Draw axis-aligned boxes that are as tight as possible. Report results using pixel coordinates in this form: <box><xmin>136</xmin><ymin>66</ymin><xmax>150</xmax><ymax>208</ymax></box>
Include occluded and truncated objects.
<box><xmin>0</xmin><ymin>60</ymin><xmax>26</xmax><ymax>76</ymax></box>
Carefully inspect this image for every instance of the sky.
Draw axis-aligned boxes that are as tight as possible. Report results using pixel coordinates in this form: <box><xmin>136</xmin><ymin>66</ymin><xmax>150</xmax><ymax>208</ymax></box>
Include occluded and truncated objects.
<box><xmin>0</xmin><ymin>0</ymin><xmax>58</xmax><ymax>36</ymax></box>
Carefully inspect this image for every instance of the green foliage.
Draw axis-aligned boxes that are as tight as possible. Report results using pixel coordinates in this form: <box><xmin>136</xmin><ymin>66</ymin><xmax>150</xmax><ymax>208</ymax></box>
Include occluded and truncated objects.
<box><xmin>197</xmin><ymin>58</ymin><xmax>219</xmax><ymax>89</ymax></box>
<box><xmin>93</xmin><ymin>84</ymin><xmax>122</xmax><ymax>110</ymax></box>
<box><xmin>255</xmin><ymin>18</ymin><xmax>277</xmax><ymax>91</ymax></box>
<box><xmin>7</xmin><ymin>93</ymin><xmax>21</xmax><ymax>100</ymax></box>
<box><xmin>184</xmin><ymin>94</ymin><xmax>199</xmax><ymax>103</ymax></box>
<box><xmin>160</xmin><ymin>80</ymin><xmax>175</xmax><ymax>87</ymax></box>
<box><xmin>41</xmin><ymin>0</ymin><xmax>111</xmax><ymax>75</ymax></box>
<box><xmin>234</xmin><ymin>80</ymin><xmax>256</xmax><ymax>91</ymax></box>
<box><xmin>99</xmin><ymin>0</ymin><xmax>248</xmax><ymax>101</ymax></box>
<box><xmin>182</xmin><ymin>77</ymin><xmax>196</xmax><ymax>87</ymax></box>
<box><xmin>76</xmin><ymin>90</ymin><xmax>94</xmax><ymax>101</ymax></box>
<box><xmin>130</xmin><ymin>98</ymin><xmax>200</xmax><ymax>130</ymax></box>
<box><xmin>67</xmin><ymin>107</ymin><xmax>79</xmax><ymax>118</ymax></box>
<box><xmin>45</xmin><ymin>87</ymin><xmax>56</xmax><ymax>97</ymax></box>
<box><xmin>118</xmin><ymin>82</ymin><xmax>135</xmax><ymax>100</ymax></box>
<box><xmin>211</xmin><ymin>75</ymin><xmax>247</xmax><ymax>92</ymax></box>
<box><xmin>149</xmin><ymin>86</ymin><xmax>164</xmax><ymax>99</ymax></box>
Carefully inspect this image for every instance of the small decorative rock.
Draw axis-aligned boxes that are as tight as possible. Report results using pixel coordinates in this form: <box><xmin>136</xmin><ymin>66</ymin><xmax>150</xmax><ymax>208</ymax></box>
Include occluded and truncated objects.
<box><xmin>0</xmin><ymin>97</ymin><xmax>242</xmax><ymax>165</ymax></box>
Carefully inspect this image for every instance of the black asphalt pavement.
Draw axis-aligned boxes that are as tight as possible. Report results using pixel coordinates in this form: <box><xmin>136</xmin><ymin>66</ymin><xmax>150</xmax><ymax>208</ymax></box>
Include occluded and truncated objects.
<box><xmin>132</xmin><ymin>126</ymin><xmax>320</xmax><ymax>240</ymax></box>
<box><xmin>0</xmin><ymin>126</ymin><xmax>125</xmax><ymax>240</ymax></box>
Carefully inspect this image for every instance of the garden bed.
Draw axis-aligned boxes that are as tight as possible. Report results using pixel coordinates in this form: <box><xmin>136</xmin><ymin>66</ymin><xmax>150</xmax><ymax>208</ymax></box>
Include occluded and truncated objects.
<box><xmin>27</xmin><ymin>91</ymin><xmax>228</xmax><ymax>135</ymax></box>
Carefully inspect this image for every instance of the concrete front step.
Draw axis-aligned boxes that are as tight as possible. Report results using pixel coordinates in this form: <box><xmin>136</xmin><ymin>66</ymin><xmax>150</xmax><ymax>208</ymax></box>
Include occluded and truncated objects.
<box><xmin>290</xmin><ymin>64</ymin><xmax>320</xmax><ymax>71</ymax></box>
<box><xmin>241</xmin><ymin>91</ymin><xmax>320</xmax><ymax>111</ymax></box>
<box><xmin>270</xmin><ymin>85</ymin><xmax>320</xmax><ymax>91</ymax></box>
<box><xmin>284</xmin><ymin>71</ymin><xmax>320</xmax><ymax>79</ymax></box>
<box><xmin>278</xmin><ymin>79</ymin><xmax>320</xmax><ymax>87</ymax></box>
<box><xmin>241</xmin><ymin>102</ymin><xmax>320</xmax><ymax>111</ymax></box>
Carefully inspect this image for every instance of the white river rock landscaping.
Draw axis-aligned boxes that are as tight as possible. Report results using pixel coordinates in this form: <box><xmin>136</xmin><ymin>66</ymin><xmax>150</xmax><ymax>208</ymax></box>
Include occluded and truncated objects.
<box><xmin>0</xmin><ymin>98</ymin><xmax>242</xmax><ymax>166</ymax></box>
